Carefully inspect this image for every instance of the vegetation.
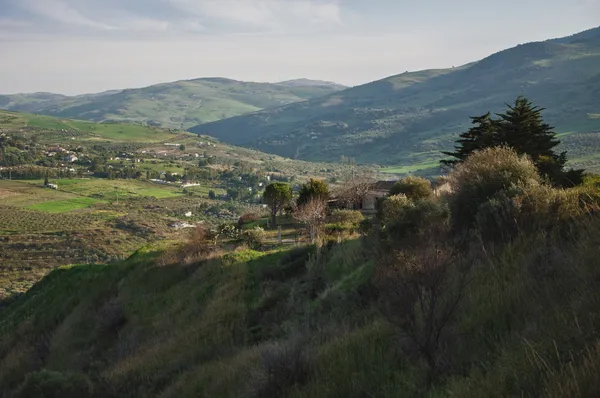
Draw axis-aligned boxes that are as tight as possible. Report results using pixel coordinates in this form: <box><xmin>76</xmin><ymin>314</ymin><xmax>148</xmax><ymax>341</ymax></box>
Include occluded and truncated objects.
<box><xmin>388</xmin><ymin>176</ymin><xmax>433</xmax><ymax>200</ymax></box>
<box><xmin>3</xmin><ymin>142</ymin><xmax>600</xmax><ymax>396</ymax></box>
<box><xmin>297</xmin><ymin>178</ymin><xmax>329</xmax><ymax>206</ymax></box>
<box><xmin>190</xmin><ymin>27</ymin><xmax>600</xmax><ymax>172</ymax></box>
<box><xmin>263</xmin><ymin>183</ymin><xmax>292</xmax><ymax>227</ymax></box>
<box><xmin>1</xmin><ymin>78</ymin><xmax>345</xmax><ymax>130</ymax></box>
<box><xmin>442</xmin><ymin>96</ymin><xmax>584</xmax><ymax>186</ymax></box>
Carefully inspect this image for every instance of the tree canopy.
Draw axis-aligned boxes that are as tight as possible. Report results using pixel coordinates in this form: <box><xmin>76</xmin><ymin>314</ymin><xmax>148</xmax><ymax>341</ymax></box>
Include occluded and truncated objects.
<box><xmin>263</xmin><ymin>182</ymin><xmax>292</xmax><ymax>227</ymax></box>
<box><xmin>442</xmin><ymin>96</ymin><xmax>584</xmax><ymax>187</ymax></box>
<box><xmin>297</xmin><ymin>178</ymin><xmax>329</xmax><ymax>206</ymax></box>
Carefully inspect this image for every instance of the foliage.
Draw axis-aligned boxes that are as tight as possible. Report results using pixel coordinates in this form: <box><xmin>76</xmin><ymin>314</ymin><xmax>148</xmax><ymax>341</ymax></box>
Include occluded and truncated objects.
<box><xmin>442</xmin><ymin>96</ymin><xmax>584</xmax><ymax>186</ymax></box>
<box><xmin>446</xmin><ymin>146</ymin><xmax>541</xmax><ymax>230</ymax></box>
<box><xmin>237</xmin><ymin>212</ymin><xmax>261</xmax><ymax>228</ymax></box>
<box><xmin>263</xmin><ymin>182</ymin><xmax>292</xmax><ymax>227</ymax></box>
<box><xmin>297</xmin><ymin>178</ymin><xmax>329</xmax><ymax>207</ymax></box>
<box><xmin>329</xmin><ymin>209</ymin><xmax>364</xmax><ymax>225</ymax></box>
<box><xmin>14</xmin><ymin>369</ymin><xmax>93</xmax><ymax>398</ymax></box>
<box><xmin>389</xmin><ymin>176</ymin><xmax>433</xmax><ymax>201</ymax></box>
<box><xmin>242</xmin><ymin>227</ymin><xmax>266</xmax><ymax>250</ymax></box>
<box><xmin>379</xmin><ymin>194</ymin><xmax>413</xmax><ymax>225</ymax></box>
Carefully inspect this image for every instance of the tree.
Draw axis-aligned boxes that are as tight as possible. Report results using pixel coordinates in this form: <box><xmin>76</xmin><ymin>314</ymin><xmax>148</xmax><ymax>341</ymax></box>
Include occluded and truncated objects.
<box><xmin>208</xmin><ymin>190</ymin><xmax>216</xmax><ymax>200</ymax></box>
<box><xmin>441</xmin><ymin>96</ymin><xmax>584</xmax><ymax>186</ymax></box>
<box><xmin>294</xmin><ymin>197</ymin><xmax>327</xmax><ymax>244</ymax></box>
<box><xmin>389</xmin><ymin>176</ymin><xmax>434</xmax><ymax>201</ymax></box>
<box><xmin>441</xmin><ymin>112</ymin><xmax>497</xmax><ymax>166</ymax></box>
<box><xmin>179</xmin><ymin>144</ymin><xmax>186</xmax><ymax>151</ymax></box>
<box><xmin>297</xmin><ymin>178</ymin><xmax>329</xmax><ymax>206</ymax></box>
<box><xmin>43</xmin><ymin>172</ymin><xmax>49</xmax><ymax>186</ymax></box>
<box><xmin>263</xmin><ymin>182</ymin><xmax>292</xmax><ymax>227</ymax></box>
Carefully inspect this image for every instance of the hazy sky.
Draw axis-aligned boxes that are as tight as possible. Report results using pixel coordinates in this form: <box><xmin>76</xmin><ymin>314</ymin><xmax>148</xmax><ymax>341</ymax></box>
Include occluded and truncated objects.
<box><xmin>1</xmin><ymin>0</ymin><xmax>599</xmax><ymax>95</ymax></box>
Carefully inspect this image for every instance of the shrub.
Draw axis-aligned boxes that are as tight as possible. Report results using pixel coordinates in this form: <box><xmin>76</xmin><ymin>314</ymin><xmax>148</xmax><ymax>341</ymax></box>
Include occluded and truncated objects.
<box><xmin>389</xmin><ymin>176</ymin><xmax>434</xmax><ymax>201</ymax></box>
<box><xmin>447</xmin><ymin>146</ymin><xmax>541</xmax><ymax>230</ymax></box>
<box><xmin>386</xmin><ymin>197</ymin><xmax>449</xmax><ymax>241</ymax></box>
<box><xmin>379</xmin><ymin>194</ymin><xmax>413</xmax><ymax>225</ymax></box>
<box><xmin>238</xmin><ymin>212</ymin><xmax>260</xmax><ymax>228</ymax></box>
<box><xmin>243</xmin><ymin>227</ymin><xmax>266</xmax><ymax>250</ymax></box>
<box><xmin>14</xmin><ymin>369</ymin><xmax>93</xmax><ymax>398</ymax></box>
<box><xmin>329</xmin><ymin>209</ymin><xmax>364</xmax><ymax>225</ymax></box>
<box><xmin>248</xmin><ymin>335</ymin><xmax>311</xmax><ymax>397</ymax></box>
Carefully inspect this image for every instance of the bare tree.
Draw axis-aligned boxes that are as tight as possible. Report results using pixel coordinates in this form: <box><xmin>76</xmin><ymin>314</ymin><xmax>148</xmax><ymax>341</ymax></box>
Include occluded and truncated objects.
<box><xmin>293</xmin><ymin>198</ymin><xmax>327</xmax><ymax>244</ymax></box>
<box><xmin>333</xmin><ymin>172</ymin><xmax>377</xmax><ymax>210</ymax></box>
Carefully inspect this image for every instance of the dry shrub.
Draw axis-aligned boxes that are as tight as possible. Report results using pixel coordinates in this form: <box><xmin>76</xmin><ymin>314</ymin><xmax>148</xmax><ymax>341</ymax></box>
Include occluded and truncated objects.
<box><xmin>475</xmin><ymin>184</ymin><xmax>600</xmax><ymax>243</ymax></box>
<box><xmin>246</xmin><ymin>335</ymin><xmax>311</xmax><ymax>398</ymax></box>
<box><xmin>157</xmin><ymin>225</ymin><xmax>221</xmax><ymax>266</ymax></box>
<box><xmin>237</xmin><ymin>213</ymin><xmax>260</xmax><ymax>228</ymax></box>
<box><xmin>375</xmin><ymin>241</ymin><xmax>469</xmax><ymax>379</ymax></box>
<box><xmin>389</xmin><ymin>176</ymin><xmax>434</xmax><ymax>201</ymax></box>
<box><xmin>447</xmin><ymin>146</ymin><xmax>541</xmax><ymax>230</ymax></box>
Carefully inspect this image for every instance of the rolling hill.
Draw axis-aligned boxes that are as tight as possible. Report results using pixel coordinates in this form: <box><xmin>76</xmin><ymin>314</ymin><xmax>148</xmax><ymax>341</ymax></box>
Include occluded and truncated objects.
<box><xmin>0</xmin><ymin>78</ymin><xmax>346</xmax><ymax>130</ymax></box>
<box><xmin>190</xmin><ymin>26</ymin><xmax>600</xmax><ymax>171</ymax></box>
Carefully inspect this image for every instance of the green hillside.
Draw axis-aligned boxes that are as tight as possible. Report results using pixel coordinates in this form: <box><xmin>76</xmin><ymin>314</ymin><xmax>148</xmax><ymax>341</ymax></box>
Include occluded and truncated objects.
<box><xmin>190</xmin><ymin>27</ymin><xmax>600</xmax><ymax>171</ymax></box>
<box><xmin>0</xmin><ymin>110</ymin><xmax>186</xmax><ymax>143</ymax></box>
<box><xmin>0</xmin><ymin>78</ymin><xmax>346</xmax><ymax>130</ymax></box>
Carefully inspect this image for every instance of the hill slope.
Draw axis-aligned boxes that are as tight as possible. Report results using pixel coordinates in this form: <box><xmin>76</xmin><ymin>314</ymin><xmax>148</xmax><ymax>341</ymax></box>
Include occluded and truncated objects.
<box><xmin>2</xmin><ymin>222</ymin><xmax>600</xmax><ymax>397</ymax></box>
<box><xmin>0</xmin><ymin>78</ymin><xmax>346</xmax><ymax>130</ymax></box>
<box><xmin>190</xmin><ymin>27</ymin><xmax>600</xmax><ymax>167</ymax></box>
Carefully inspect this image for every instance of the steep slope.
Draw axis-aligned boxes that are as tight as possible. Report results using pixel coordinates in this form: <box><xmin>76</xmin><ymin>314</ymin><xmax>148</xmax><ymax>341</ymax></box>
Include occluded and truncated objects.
<box><xmin>0</xmin><ymin>78</ymin><xmax>346</xmax><ymax>130</ymax></box>
<box><xmin>190</xmin><ymin>27</ymin><xmax>600</xmax><ymax>167</ymax></box>
<box><xmin>3</xmin><ymin>219</ymin><xmax>600</xmax><ymax>397</ymax></box>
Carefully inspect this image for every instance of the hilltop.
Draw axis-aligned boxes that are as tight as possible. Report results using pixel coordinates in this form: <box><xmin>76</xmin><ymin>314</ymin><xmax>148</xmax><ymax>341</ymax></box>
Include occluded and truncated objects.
<box><xmin>190</xmin><ymin>26</ymin><xmax>600</xmax><ymax>172</ymax></box>
<box><xmin>0</xmin><ymin>78</ymin><xmax>346</xmax><ymax>130</ymax></box>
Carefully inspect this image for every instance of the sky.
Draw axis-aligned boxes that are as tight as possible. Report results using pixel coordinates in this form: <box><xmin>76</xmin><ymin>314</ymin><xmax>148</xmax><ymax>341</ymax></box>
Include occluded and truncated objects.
<box><xmin>1</xmin><ymin>0</ymin><xmax>599</xmax><ymax>95</ymax></box>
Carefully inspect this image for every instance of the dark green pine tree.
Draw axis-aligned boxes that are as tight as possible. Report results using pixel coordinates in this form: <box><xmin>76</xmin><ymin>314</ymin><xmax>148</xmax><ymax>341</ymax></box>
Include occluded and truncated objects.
<box><xmin>494</xmin><ymin>96</ymin><xmax>583</xmax><ymax>186</ymax></box>
<box><xmin>441</xmin><ymin>112</ymin><xmax>498</xmax><ymax>166</ymax></box>
<box><xmin>441</xmin><ymin>96</ymin><xmax>584</xmax><ymax>186</ymax></box>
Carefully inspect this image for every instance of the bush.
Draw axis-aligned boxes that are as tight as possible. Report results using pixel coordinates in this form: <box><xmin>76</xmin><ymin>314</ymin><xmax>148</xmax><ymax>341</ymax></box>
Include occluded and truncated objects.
<box><xmin>389</xmin><ymin>176</ymin><xmax>434</xmax><ymax>201</ymax></box>
<box><xmin>238</xmin><ymin>212</ymin><xmax>260</xmax><ymax>228</ymax></box>
<box><xmin>329</xmin><ymin>209</ymin><xmax>364</xmax><ymax>225</ymax></box>
<box><xmin>243</xmin><ymin>227</ymin><xmax>266</xmax><ymax>250</ymax></box>
<box><xmin>386</xmin><ymin>197</ymin><xmax>449</xmax><ymax>241</ymax></box>
<box><xmin>447</xmin><ymin>146</ymin><xmax>541</xmax><ymax>231</ymax></box>
<box><xmin>14</xmin><ymin>369</ymin><xmax>93</xmax><ymax>398</ymax></box>
<box><xmin>379</xmin><ymin>194</ymin><xmax>413</xmax><ymax>225</ymax></box>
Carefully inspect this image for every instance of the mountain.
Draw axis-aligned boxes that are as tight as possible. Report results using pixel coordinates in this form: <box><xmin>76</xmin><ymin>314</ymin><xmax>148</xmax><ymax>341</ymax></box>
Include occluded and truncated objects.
<box><xmin>190</xmin><ymin>27</ymin><xmax>600</xmax><ymax>170</ymax></box>
<box><xmin>0</xmin><ymin>78</ymin><xmax>346</xmax><ymax>130</ymax></box>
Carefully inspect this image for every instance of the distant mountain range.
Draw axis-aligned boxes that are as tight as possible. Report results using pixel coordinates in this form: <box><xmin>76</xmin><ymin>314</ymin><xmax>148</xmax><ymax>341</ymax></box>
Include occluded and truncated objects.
<box><xmin>190</xmin><ymin>26</ymin><xmax>600</xmax><ymax>171</ymax></box>
<box><xmin>0</xmin><ymin>78</ymin><xmax>346</xmax><ymax>130</ymax></box>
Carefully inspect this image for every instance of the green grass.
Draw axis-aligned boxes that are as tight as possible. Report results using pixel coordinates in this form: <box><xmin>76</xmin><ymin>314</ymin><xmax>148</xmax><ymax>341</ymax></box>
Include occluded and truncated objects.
<box><xmin>27</xmin><ymin>197</ymin><xmax>99</xmax><ymax>213</ymax></box>
<box><xmin>20</xmin><ymin>179</ymin><xmax>183</xmax><ymax>199</ymax></box>
<box><xmin>380</xmin><ymin>161</ymin><xmax>440</xmax><ymax>174</ymax></box>
<box><xmin>0</xmin><ymin>110</ymin><xmax>185</xmax><ymax>143</ymax></box>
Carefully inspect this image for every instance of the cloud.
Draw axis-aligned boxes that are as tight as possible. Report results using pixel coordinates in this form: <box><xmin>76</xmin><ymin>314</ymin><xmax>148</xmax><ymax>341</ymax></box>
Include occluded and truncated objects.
<box><xmin>17</xmin><ymin>0</ymin><xmax>117</xmax><ymax>30</ymax></box>
<box><xmin>167</xmin><ymin>0</ymin><xmax>343</xmax><ymax>33</ymax></box>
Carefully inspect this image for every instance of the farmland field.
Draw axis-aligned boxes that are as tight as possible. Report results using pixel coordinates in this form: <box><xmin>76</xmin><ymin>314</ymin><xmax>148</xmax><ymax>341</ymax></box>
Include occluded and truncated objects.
<box><xmin>18</xmin><ymin>178</ymin><xmax>185</xmax><ymax>199</ymax></box>
<box><xmin>27</xmin><ymin>197</ymin><xmax>100</xmax><ymax>213</ymax></box>
<box><xmin>0</xmin><ymin>110</ymin><xmax>187</xmax><ymax>143</ymax></box>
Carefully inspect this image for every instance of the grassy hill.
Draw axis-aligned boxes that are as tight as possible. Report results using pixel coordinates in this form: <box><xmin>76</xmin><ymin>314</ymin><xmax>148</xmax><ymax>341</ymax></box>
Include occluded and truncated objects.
<box><xmin>2</xmin><ymin>218</ymin><xmax>600</xmax><ymax>397</ymax></box>
<box><xmin>190</xmin><ymin>27</ymin><xmax>600</xmax><ymax>172</ymax></box>
<box><xmin>0</xmin><ymin>78</ymin><xmax>346</xmax><ymax>130</ymax></box>
<box><xmin>0</xmin><ymin>110</ymin><xmax>185</xmax><ymax>143</ymax></box>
